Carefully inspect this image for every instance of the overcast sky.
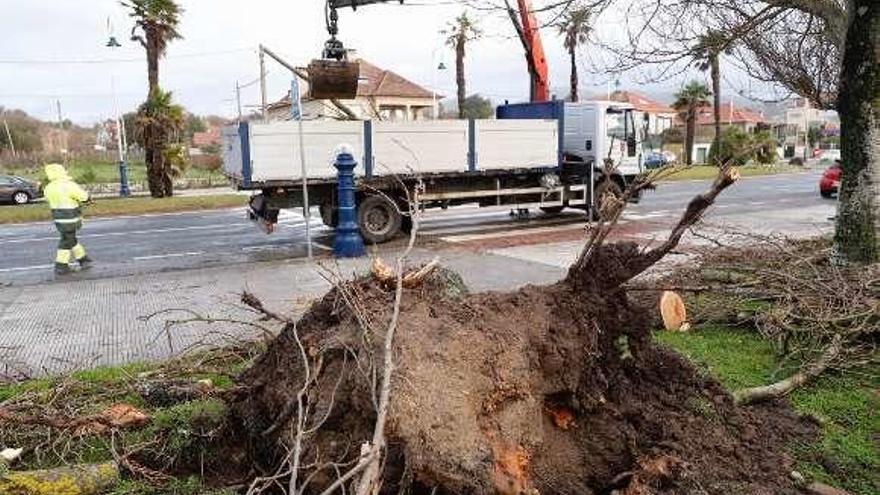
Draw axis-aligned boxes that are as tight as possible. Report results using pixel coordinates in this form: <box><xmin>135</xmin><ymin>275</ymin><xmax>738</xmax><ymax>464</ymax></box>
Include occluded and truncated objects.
<box><xmin>0</xmin><ymin>0</ymin><xmax>753</xmax><ymax>125</ymax></box>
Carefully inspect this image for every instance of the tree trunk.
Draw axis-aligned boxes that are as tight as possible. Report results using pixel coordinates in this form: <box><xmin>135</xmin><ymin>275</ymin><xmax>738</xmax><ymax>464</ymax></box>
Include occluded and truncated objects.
<box><xmin>147</xmin><ymin>44</ymin><xmax>159</xmax><ymax>94</ymax></box>
<box><xmin>834</xmin><ymin>0</ymin><xmax>879</xmax><ymax>263</ymax></box>
<box><xmin>456</xmin><ymin>35</ymin><xmax>466</xmax><ymax>120</ymax></box>
<box><xmin>162</xmin><ymin>166</ymin><xmax>174</xmax><ymax>197</ymax></box>
<box><xmin>711</xmin><ymin>54</ymin><xmax>722</xmax><ymax>167</ymax></box>
<box><xmin>685</xmin><ymin>111</ymin><xmax>696</xmax><ymax>166</ymax></box>
<box><xmin>569</xmin><ymin>46</ymin><xmax>578</xmax><ymax>102</ymax></box>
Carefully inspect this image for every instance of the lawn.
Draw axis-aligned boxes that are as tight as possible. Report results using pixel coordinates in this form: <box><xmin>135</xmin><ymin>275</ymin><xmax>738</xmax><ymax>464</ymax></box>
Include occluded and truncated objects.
<box><xmin>658</xmin><ymin>326</ymin><xmax>880</xmax><ymax>495</ymax></box>
<box><xmin>0</xmin><ymin>158</ymin><xmax>223</xmax><ymax>185</ymax></box>
<box><xmin>659</xmin><ymin>164</ymin><xmax>805</xmax><ymax>182</ymax></box>
<box><xmin>0</xmin><ymin>194</ymin><xmax>248</xmax><ymax>225</ymax></box>
<box><xmin>0</xmin><ymin>347</ymin><xmax>254</xmax><ymax>495</ymax></box>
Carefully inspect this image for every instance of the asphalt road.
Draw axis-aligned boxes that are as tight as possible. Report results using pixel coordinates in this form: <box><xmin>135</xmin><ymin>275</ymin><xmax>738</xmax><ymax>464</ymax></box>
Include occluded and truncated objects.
<box><xmin>0</xmin><ymin>170</ymin><xmax>832</xmax><ymax>286</ymax></box>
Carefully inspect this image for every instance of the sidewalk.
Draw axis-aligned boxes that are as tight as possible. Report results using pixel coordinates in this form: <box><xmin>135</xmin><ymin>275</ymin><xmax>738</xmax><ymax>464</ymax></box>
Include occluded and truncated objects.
<box><xmin>0</xmin><ymin>246</ymin><xmax>564</xmax><ymax>377</ymax></box>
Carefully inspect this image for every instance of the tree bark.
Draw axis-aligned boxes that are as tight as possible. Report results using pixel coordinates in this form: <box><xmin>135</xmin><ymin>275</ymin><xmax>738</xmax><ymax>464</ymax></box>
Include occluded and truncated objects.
<box><xmin>456</xmin><ymin>34</ymin><xmax>466</xmax><ymax>120</ymax></box>
<box><xmin>569</xmin><ymin>46</ymin><xmax>578</xmax><ymax>102</ymax></box>
<box><xmin>834</xmin><ymin>0</ymin><xmax>879</xmax><ymax>263</ymax></box>
<box><xmin>711</xmin><ymin>54</ymin><xmax>722</xmax><ymax>167</ymax></box>
<box><xmin>147</xmin><ymin>41</ymin><xmax>159</xmax><ymax>94</ymax></box>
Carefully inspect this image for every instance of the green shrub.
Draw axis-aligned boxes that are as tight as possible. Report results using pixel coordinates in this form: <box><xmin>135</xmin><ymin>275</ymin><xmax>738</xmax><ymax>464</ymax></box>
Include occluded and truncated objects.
<box><xmin>709</xmin><ymin>128</ymin><xmax>779</xmax><ymax>166</ymax></box>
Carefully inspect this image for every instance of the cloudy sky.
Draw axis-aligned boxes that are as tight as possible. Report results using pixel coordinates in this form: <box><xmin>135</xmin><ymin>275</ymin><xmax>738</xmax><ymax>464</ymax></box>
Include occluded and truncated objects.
<box><xmin>0</xmin><ymin>0</ymin><xmax>748</xmax><ymax>124</ymax></box>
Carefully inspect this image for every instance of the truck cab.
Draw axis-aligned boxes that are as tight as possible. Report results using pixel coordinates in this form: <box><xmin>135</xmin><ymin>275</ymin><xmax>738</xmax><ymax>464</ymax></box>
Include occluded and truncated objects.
<box><xmin>562</xmin><ymin>101</ymin><xmax>643</xmax><ymax>177</ymax></box>
<box><xmin>496</xmin><ymin>100</ymin><xmax>644</xmax><ymax>182</ymax></box>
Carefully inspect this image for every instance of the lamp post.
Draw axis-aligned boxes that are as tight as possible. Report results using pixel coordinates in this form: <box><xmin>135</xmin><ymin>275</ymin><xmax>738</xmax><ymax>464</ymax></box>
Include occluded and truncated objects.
<box><xmin>433</xmin><ymin>62</ymin><xmax>447</xmax><ymax>120</ymax></box>
<box><xmin>106</xmin><ymin>33</ymin><xmax>131</xmax><ymax>196</ymax></box>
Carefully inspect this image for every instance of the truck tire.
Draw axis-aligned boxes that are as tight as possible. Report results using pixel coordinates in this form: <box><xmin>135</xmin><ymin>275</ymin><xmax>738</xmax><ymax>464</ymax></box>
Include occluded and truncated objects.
<box><xmin>590</xmin><ymin>179</ymin><xmax>623</xmax><ymax>221</ymax></box>
<box><xmin>358</xmin><ymin>194</ymin><xmax>403</xmax><ymax>244</ymax></box>
<box><xmin>319</xmin><ymin>203</ymin><xmax>338</xmax><ymax>227</ymax></box>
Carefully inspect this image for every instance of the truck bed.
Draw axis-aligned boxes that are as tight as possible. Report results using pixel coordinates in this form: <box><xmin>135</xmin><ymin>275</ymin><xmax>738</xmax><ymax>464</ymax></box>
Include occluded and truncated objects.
<box><xmin>222</xmin><ymin>119</ymin><xmax>561</xmax><ymax>188</ymax></box>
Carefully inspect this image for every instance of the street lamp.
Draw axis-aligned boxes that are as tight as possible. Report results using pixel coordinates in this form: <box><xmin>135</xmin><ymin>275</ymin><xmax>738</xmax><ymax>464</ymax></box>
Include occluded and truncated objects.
<box><xmin>433</xmin><ymin>61</ymin><xmax>447</xmax><ymax>120</ymax></box>
<box><xmin>106</xmin><ymin>31</ymin><xmax>130</xmax><ymax>197</ymax></box>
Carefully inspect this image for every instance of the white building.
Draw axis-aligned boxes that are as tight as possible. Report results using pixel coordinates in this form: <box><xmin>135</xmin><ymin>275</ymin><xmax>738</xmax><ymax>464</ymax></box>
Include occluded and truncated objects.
<box><xmin>267</xmin><ymin>59</ymin><xmax>440</xmax><ymax>122</ymax></box>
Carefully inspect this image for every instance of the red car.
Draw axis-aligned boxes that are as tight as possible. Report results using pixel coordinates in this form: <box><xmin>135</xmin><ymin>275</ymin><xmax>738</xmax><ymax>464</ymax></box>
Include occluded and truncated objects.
<box><xmin>820</xmin><ymin>161</ymin><xmax>841</xmax><ymax>198</ymax></box>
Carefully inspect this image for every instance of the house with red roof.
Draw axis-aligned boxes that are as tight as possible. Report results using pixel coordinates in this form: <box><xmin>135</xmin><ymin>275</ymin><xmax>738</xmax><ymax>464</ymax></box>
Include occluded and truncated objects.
<box><xmin>267</xmin><ymin>58</ymin><xmax>440</xmax><ymax>122</ymax></box>
<box><xmin>674</xmin><ymin>102</ymin><xmax>769</xmax><ymax>163</ymax></box>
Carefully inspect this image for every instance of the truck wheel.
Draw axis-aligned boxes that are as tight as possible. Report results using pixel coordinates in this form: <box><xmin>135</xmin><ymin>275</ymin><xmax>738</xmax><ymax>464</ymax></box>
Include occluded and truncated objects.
<box><xmin>358</xmin><ymin>195</ymin><xmax>403</xmax><ymax>244</ymax></box>
<box><xmin>540</xmin><ymin>206</ymin><xmax>565</xmax><ymax>215</ymax></box>
<box><xmin>590</xmin><ymin>179</ymin><xmax>623</xmax><ymax>221</ymax></box>
<box><xmin>319</xmin><ymin>203</ymin><xmax>338</xmax><ymax>227</ymax></box>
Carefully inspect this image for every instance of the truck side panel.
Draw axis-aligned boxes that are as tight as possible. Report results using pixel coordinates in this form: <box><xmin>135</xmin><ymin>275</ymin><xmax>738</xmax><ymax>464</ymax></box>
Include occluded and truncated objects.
<box><xmin>371</xmin><ymin>121</ymin><xmax>468</xmax><ymax>174</ymax></box>
<box><xmin>475</xmin><ymin>120</ymin><xmax>558</xmax><ymax>170</ymax></box>
<box><xmin>249</xmin><ymin>121</ymin><xmax>364</xmax><ymax>181</ymax></box>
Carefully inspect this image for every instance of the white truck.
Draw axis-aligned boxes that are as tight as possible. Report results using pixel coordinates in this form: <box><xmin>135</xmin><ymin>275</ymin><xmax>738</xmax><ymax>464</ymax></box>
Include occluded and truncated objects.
<box><xmin>222</xmin><ymin>100</ymin><xmax>646</xmax><ymax>243</ymax></box>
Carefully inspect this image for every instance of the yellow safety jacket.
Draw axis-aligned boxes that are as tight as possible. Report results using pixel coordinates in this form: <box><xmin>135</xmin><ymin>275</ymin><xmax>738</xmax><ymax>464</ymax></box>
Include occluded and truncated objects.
<box><xmin>43</xmin><ymin>164</ymin><xmax>90</xmax><ymax>225</ymax></box>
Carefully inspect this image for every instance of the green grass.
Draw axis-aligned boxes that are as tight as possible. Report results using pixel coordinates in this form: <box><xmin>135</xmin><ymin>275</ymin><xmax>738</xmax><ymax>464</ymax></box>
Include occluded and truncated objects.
<box><xmin>1</xmin><ymin>159</ymin><xmax>222</xmax><ymax>185</ymax></box>
<box><xmin>0</xmin><ymin>194</ymin><xmax>248</xmax><ymax>224</ymax></box>
<box><xmin>657</xmin><ymin>326</ymin><xmax>880</xmax><ymax>494</ymax></box>
<box><xmin>659</xmin><ymin>164</ymin><xmax>803</xmax><ymax>182</ymax></box>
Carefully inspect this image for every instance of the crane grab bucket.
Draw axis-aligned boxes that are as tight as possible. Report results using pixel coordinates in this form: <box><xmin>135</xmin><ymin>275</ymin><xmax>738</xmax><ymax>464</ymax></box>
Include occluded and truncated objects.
<box><xmin>308</xmin><ymin>60</ymin><xmax>360</xmax><ymax>100</ymax></box>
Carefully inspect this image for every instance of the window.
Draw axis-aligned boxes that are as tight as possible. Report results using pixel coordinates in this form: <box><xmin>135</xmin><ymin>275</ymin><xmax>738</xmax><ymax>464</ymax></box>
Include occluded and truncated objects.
<box><xmin>0</xmin><ymin>176</ymin><xmax>13</xmax><ymax>186</ymax></box>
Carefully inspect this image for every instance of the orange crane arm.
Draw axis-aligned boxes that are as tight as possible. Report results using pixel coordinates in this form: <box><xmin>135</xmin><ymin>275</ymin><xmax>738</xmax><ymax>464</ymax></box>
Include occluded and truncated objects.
<box><xmin>516</xmin><ymin>0</ymin><xmax>549</xmax><ymax>102</ymax></box>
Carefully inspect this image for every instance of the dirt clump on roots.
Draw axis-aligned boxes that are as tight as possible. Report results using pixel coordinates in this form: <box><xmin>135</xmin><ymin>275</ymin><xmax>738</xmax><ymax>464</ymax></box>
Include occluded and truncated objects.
<box><xmin>229</xmin><ymin>243</ymin><xmax>815</xmax><ymax>494</ymax></box>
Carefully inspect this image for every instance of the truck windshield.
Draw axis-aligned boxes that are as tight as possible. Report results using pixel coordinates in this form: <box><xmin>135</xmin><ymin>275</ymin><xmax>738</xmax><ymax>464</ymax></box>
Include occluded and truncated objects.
<box><xmin>606</xmin><ymin>111</ymin><xmax>625</xmax><ymax>140</ymax></box>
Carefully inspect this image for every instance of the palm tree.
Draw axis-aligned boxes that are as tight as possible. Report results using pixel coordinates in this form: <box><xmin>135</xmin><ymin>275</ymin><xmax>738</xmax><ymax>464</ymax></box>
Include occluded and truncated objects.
<box><xmin>123</xmin><ymin>0</ymin><xmax>183</xmax><ymax>197</ymax></box>
<box><xmin>672</xmin><ymin>81</ymin><xmax>712</xmax><ymax>166</ymax></box>
<box><xmin>693</xmin><ymin>30</ymin><xmax>729</xmax><ymax>166</ymax></box>
<box><xmin>135</xmin><ymin>89</ymin><xmax>184</xmax><ymax>197</ymax></box>
<box><xmin>443</xmin><ymin>13</ymin><xmax>482</xmax><ymax>119</ymax></box>
<box><xmin>123</xmin><ymin>0</ymin><xmax>182</xmax><ymax>93</ymax></box>
<box><xmin>557</xmin><ymin>7</ymin><xmax>590</xmax><ymax>102</ymax></box>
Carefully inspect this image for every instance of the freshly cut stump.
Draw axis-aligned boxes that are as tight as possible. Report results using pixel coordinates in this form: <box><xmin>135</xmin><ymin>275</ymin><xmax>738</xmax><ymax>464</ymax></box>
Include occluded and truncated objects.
<box><xmin>230</xmin><ymin>247</ymin><xmax>814</xmax><ymax>494</ymax></box>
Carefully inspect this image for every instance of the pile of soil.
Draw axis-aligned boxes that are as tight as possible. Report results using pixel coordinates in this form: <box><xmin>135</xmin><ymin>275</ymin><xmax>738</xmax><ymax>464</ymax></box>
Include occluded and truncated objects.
<box><xmin>230</xmin><ymin>243</ymin><xmax>815</xmax><ymax>494</ymax></box>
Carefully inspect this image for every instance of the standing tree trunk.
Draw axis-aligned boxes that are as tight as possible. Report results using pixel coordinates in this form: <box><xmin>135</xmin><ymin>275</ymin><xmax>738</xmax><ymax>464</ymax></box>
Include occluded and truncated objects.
<box><xmin>569</xmin><ymin>46</ymin><xmax>578</xmax><ymax>102</ymax></box>
<box><xmin>685</xmin><ymin>111</ymin><xmax>696</xmax><ymax>166</ymax></box>
<box><xmin>456</xmin><ymin>33</ymin><xmax>466</xmax><ymax>119</ymax></box>
<box><xmin>711</xmin><ymin>54</ymin><xmax>722</xmax><ymax>167</ymax></box>
<box><xmin>834</xmin><ymin>0</ymin><xmax>880</xmax><ymax>263</ymax></box>
<box><xmin>146</xmin><ymin>40</ymin><xmax>159</xmax><ymax>94</ymax></box>
<box><xmin>143</xmin><ymin>123</ymin><xmax>164</xmax><ymax>198</ymax></box>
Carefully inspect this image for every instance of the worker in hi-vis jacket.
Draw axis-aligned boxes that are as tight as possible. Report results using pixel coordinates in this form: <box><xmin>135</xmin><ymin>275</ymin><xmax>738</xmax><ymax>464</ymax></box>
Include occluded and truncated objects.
<box><xmin>43</xmin><ymin>164</ymin><xmax>93</xmax><ymax>275</ymax></box>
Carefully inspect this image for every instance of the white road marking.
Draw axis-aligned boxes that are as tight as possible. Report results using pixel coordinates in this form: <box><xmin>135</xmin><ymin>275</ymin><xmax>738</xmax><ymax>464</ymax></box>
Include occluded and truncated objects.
<box><xmin>133</xmin><ymin>251</ymin><xmax>205</xmax><ymax>261</ymax></box>
<box><xmin>0</xmin><ymin>264</ymin><xmax>53</xmax><ymax>273</ymax></box>
<box><xmin>0</xmin><ymin>223</ymin><xmax>250</xmax><ymax>245</ymax></box>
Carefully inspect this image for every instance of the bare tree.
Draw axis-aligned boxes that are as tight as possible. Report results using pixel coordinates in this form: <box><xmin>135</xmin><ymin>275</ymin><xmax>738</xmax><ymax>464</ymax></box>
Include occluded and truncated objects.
<box><xmin>590</xmin><ymin>0</ymin><xmax>876</xmax><ymax>263</ymax></box>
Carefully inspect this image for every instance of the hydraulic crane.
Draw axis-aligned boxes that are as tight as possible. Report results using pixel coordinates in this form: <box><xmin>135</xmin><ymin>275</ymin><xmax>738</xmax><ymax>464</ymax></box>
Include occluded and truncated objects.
<box><xmin>308</xmin><ymin>0</ymin><xmax>549</xmax><ymax>103</ymax></box>
<box><xmin>514</xmin><ymin>0</ymin><xmax>550</xmax><ymax>102</ymax></box>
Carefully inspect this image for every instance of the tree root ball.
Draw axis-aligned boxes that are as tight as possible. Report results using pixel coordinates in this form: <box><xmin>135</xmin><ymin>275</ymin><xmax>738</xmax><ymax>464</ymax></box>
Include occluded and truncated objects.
<box><xmin>229</xmin><ymin>247</ymin><xmax>814</xmax><ymax>495</ymax></box>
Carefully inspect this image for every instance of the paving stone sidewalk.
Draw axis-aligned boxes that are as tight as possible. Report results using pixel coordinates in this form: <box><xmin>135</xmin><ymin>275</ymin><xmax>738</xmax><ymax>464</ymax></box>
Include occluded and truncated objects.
<box><xmin>0</xmin><ymin>247</ymin><xmax>564</xmax><ymax>377</ymax></box>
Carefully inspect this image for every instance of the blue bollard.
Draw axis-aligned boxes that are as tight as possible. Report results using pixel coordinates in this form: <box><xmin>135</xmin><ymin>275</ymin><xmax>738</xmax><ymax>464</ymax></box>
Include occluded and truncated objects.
<box><xmin>332</xmin><ymin>148</ymin><xmax>365</xmax><ymax>258</ymax></box>
<box><xmin>118</xmin><ymin>161</ymin><xmax>131</xmax><ymax>197</ymax></box>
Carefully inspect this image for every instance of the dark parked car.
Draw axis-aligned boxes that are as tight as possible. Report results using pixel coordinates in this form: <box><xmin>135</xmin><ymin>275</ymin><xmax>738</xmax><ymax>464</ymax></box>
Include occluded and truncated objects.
<box><xmin>0</xmin><ymin>175</ymin><xmax>42</xmax><ymax>205</ymax></box>
<box><xmin>819</xmin><ymin>160</ymin><xmax>841</xmax><ymax>198</ymax></box>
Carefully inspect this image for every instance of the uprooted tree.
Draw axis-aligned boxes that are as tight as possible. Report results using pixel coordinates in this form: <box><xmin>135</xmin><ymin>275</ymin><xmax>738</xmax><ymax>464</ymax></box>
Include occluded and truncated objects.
<box><xmin>219</xmin><ymin>167</ymin><xmax>829</xmax><ymax>494</ymax></box>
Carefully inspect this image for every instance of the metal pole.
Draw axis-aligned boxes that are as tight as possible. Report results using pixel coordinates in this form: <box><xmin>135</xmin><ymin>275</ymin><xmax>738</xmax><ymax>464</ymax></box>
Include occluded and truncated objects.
<box><xmin>235</xmin><ymin>81</ymin><xmax>243</xmax><ymax>122</ymax></box>
<box><xmin>110</xmin><ymin>75</ymin><xmax>130</xmax><ymax>197</ymax></box>
<box><xmin>259</xmin><ymin>45</ymin><xmax>268</xmax><ymax>121</ymax></box>
<box><xmin>3</xmin><ymin>119</ymin><xmax>16</xmax><ymax>157</ymax></box>
<box><xmin>292</xmin><ymin>77</ymin><xmax>313</xmax><ymax>260</ymax></box>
